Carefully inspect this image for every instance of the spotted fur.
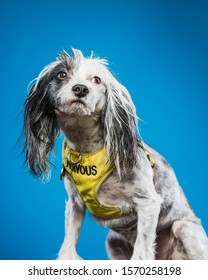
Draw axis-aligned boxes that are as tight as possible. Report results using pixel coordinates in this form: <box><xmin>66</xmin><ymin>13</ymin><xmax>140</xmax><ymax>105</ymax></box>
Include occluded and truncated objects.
<box><xmin>22</xmin><ymin>49</ymin><xmax>208</xmax><ymax>259</ymax></box>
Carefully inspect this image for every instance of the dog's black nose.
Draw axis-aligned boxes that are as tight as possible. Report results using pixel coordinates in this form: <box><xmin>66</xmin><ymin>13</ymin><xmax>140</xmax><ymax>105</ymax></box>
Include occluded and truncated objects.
<box><xmin>72</xmin><ymin>84</ymin><xmax>89</xmax><ymax>98</ymax></box>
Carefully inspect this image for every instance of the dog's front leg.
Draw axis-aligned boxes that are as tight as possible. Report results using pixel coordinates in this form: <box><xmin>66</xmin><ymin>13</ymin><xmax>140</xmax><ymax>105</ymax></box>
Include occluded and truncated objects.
<box><xmin>131</xmin><ymin>188</ymin><xmax>161</xmax><ymax>260</ymax></box>
<box><xmin>58</xmin><ymin>178</ymin><xmax>86</xmax><ymax>260</ymax></box>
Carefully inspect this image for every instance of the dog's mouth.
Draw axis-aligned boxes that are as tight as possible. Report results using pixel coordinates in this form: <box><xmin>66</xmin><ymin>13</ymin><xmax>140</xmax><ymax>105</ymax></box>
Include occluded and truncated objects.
<box><xmin>57</xmin><ymin>99</ymin><xmax>87</xmax><ymax>109</ymax></box>
<box><xmin>69</xmin><ymin>99</ymin><xmax>88</xmax><ymax>111</ymax></box>
<box><xmin>70</xmin><ymin>99</ymin><xmax>86</xmax><ymax>106</ymax></box>
<box><xmin>55</xmin><ymin>99</ymin><xmax>92</xmax><ymax>116</ymax></box>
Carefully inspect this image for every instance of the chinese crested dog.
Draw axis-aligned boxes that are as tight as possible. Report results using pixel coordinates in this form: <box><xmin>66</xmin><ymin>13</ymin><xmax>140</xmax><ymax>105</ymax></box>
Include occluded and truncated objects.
<box><xmin>23</xmin><ymin>49</ymin><xmax>208</xmax><ymax>259</ymax></box>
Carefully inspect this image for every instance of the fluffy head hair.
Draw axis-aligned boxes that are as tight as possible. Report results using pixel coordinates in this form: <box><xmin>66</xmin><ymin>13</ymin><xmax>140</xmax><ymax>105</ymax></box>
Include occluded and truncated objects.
<box><xmin>23</xmin><ymin>49</ymin><xmax>139</xmax><ymax>180</ymax></box>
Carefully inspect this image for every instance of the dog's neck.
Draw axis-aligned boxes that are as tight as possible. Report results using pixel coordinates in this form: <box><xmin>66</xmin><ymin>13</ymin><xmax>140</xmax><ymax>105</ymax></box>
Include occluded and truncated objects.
<box><xmin>56</xmin><ymin>112</ymin><xmax>104</xmax><ymax>153</ymax></box>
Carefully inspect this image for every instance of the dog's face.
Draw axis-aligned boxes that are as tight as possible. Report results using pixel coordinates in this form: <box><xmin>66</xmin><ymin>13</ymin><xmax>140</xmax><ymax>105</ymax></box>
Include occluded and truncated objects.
<box><xmin>43</xmin><ymin>51</ymin><xmax>110</xmax><ymax>117</ymax></box>
<box><xmin>55</xmin><ymin>58</ymin><xmax>107</xmax><ymax>117</ymax></box>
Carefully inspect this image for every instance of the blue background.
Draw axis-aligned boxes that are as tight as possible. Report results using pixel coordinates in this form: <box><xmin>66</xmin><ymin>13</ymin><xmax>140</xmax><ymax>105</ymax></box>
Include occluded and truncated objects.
<box><xmin>0</xmin><ymin>0</ymin><xmax>207</xmax><ymax>260</ymax></box>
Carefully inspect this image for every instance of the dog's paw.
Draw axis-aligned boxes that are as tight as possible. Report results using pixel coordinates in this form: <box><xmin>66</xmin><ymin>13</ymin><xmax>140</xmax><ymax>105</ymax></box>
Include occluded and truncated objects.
<box><xmin>130</xmin><ymin>253</ymin><xmax>144</xmax><ymax>260</ymax></box>
<box><xmin>58</xmin><ymin>251</ymin><xmax>83</xmax><ymax>260</ymax></box>
<box><xmin>131</xmin><ymin>251</ymin><xmax>155</xmax><ymax>260</ymax></box>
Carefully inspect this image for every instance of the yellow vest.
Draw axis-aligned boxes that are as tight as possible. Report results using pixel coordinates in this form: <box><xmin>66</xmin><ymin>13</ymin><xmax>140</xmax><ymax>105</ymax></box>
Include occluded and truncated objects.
<box><xmin>142</xmin><ymin>143</ymin><xmax>155</xmax><ymax>168</ymax></box>
<box><xmin>62</xmin><ymin>140</ymin><xmax>129</xmax><ymax>219</ymax></box>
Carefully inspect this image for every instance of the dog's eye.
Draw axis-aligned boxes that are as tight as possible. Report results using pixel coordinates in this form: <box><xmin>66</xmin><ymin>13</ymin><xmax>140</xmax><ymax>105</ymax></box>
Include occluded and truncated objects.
<box><xmin>92</xmin><ymin>76</ymin><xmax>101</xmax><ymax>84</ymax></box>
<box><xmin>57</xmin><ymin>71</ymin><xmax>67</xmax><ymax>80</ymax></box>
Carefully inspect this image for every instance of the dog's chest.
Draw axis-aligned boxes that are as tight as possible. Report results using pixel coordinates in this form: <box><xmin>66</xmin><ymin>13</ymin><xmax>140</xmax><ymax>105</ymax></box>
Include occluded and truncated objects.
<box><xmin>63</xmin><ymin>143</ymin><xmax>133</xmax><ymax>218</ymax></box>
<box><xmin>96</xmin><ymin>170</ymin><xmax>133</xmax><ymax>211</ymax></box>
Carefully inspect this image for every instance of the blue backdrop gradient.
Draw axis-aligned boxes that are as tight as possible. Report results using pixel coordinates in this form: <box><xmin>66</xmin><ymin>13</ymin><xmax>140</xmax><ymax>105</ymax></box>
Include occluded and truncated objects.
<box><xmin>0</xmin><ymin>0</ymin><xmax>207</xmax><ymax>259</ymax></box>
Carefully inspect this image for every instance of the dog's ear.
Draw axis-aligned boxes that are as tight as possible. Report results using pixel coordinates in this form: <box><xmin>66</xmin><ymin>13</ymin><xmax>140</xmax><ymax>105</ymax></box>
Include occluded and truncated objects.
<box><xmin>103</xmin><ymin>78</ymin><xmax>139</xmax><ymax>177</ymax></box>
<box><xmin>23</xmin><ymin>67</ymin><xmax>60</xmax><ymax>181</ymax></box>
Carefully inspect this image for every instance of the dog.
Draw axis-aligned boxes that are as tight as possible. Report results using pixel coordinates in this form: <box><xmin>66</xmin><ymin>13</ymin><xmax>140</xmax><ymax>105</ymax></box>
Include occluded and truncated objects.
<box><xmin>23</xmin><ymin>48</ymin><xmax>208</xmax><ymax>259</ymax></box>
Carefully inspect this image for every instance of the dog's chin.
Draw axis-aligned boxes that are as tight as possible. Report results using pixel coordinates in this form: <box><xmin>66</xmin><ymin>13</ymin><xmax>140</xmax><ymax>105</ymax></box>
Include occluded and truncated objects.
<box><xmin>57</xmin><ymin>100</ymin><xmax>93</xmax><ymax>116</ymax></box>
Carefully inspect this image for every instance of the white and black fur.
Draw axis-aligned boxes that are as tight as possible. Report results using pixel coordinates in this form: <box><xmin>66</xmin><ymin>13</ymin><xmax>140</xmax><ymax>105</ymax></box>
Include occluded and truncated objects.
<box><xmin>23</xmin><ymin>49</ymin><xmax>208</xmax><ymax>259</ymax></box>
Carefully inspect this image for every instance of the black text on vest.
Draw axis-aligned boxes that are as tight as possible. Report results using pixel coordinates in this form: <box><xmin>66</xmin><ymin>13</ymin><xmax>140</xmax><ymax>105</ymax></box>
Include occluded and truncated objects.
<box><xmin>66</xmin><ymin>161</ymin><xmax>97</xmax><ymax>176</ymax></box>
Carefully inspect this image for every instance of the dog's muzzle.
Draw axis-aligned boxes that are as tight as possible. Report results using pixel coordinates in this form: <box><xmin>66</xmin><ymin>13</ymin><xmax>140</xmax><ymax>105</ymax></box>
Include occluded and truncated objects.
<box><xmin>72</xmin><ymin>84</ymin><xmax>89</xmax><ymax>98</ymax></box>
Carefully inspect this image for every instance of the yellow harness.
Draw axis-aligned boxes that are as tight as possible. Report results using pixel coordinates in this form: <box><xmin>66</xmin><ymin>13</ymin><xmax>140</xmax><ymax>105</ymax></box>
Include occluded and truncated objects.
<box><xmin>62</xmin><ymin>140</ymin><xmax>155</xmax><ymax>219</ymax></box>
<box><xmin>62</xmin><ymin>140</ymin><xmax>129</xmax><ymax>219</ymax></box>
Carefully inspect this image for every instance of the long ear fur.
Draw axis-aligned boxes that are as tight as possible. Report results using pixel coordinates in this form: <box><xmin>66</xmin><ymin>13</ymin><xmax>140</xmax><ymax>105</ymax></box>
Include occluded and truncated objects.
<box><xmin>103</xmin><ymin>76</ymin><xmax>139</xmax><ymax>178</ymax></box>
<box><xmin>23</xmin><ymin>64</ymin><xmax>60</xmax><ymax>180</ymax></box>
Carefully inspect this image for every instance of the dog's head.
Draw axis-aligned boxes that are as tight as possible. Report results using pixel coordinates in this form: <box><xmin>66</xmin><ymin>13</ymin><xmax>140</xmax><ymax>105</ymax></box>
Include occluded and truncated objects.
<box><xmin>23</xmin><ymin>49</ymin><xmax>139</xmax><ymax>180</ymax></box>
<box><xmin>51</xmin><ymin>50</ymin><xmax>107</xmax><ymax>117</ymax></box>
